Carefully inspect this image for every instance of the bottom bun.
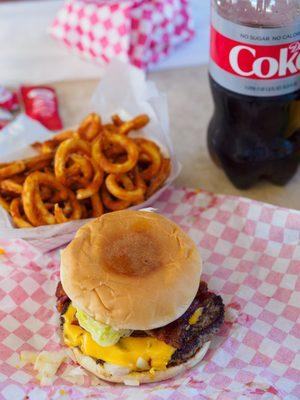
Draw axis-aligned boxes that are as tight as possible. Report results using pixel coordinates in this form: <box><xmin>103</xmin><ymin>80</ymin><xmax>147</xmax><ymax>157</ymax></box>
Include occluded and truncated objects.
<box><xmin>72</xmin><ymin>341</ymin><xmax>211</xmax><ymax>386</ymax></box>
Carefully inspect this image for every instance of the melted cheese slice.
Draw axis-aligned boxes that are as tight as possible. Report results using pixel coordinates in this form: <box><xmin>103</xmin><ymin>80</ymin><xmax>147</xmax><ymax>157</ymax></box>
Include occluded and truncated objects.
<box><xmin>63</xmin><ymin>304</ymin><xmax>175</xmax><ymax>371</ymax></box>
<box><xmin>189</xmin><ymin>307</ymin><xmax>203</xmax><ymax>325</ymax></box>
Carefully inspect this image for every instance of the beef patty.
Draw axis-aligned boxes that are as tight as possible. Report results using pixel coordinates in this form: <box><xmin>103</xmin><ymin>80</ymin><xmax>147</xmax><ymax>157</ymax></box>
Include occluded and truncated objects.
<box><xmin>149</xmin><ymin>281</ymin><xmax>224</xmax><ymax>366</ymax></box>
<box><xmin>56</xmin><ymin>281</ymin><xmax>224</xmax><ymax>367</ymax></box>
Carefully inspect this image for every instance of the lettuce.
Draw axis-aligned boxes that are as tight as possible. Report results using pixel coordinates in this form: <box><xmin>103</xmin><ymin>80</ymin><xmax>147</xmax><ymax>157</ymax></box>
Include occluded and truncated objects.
<box><xmin>76</xmin><ymin>308</ymin><xmax>131</xmax><ymax>347</ymax></box>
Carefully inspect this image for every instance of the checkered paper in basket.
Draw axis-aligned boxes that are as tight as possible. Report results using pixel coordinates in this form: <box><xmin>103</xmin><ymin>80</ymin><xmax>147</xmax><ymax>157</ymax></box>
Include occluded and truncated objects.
<box><xmin>0</xmin><ymin>187</ymin><xmax>299</xmax><ymax>400</ymax></box>
<box><xmin>50</xmin><ymin>0</ymin><xmax>195</xmax><ymax>69</ymax></box>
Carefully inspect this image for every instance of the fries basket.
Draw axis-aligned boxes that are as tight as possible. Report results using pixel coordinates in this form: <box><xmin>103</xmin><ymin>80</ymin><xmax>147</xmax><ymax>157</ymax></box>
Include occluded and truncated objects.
<box><xmin>0</xmin><ymin>61</ymin><xmax>181</xmax><ymax>252</ymax></box>
<box><xmin>50</xmin><ymin>0</ymin><xmax>195</xmax><ymax>69</ymax></box>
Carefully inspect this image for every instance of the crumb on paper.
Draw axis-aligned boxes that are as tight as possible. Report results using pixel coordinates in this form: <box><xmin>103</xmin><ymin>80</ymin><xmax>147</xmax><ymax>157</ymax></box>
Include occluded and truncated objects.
<box><xmin>225</xmin><ymin>303</ymin><xmax>241</xmax><ymax>323</ymax></box>
<box><xmin>246</xmin><ymin>382</ymin><xmax>279</xmax><ymax>396</ymax></box>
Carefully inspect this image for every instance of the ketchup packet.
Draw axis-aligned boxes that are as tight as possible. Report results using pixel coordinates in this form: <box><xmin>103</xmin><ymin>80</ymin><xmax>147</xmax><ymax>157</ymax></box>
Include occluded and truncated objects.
<box><xmin>0</xmin><ymin>86</ymin><xmax>19</xmax><ymax>112</ymax></box>
<box><xmin>20</xmin><ymin>86</ymin><xmax>63</xmax><ymax>131</ymax></box>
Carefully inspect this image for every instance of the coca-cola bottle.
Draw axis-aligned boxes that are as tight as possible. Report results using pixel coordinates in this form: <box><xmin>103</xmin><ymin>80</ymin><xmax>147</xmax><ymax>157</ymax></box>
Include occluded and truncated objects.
<box><xmin>208</xmin><ymin>0</ymin><xmax>300</xmax><ymax>189</ymax></box>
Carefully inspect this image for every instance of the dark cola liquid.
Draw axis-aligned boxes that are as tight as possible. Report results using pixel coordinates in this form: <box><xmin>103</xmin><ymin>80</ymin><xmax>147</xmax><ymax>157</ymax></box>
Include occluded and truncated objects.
<box><xmin>208</xmin><ymin>75</ymin><xmax>300</xmax><ymax>189</ymax></box>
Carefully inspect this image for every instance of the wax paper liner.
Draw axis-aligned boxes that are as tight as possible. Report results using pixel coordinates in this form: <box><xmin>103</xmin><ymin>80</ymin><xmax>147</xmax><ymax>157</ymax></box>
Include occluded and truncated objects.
<box><xmin>0</xmin><ymin>60</ymin><xmax>181</xmax><ymax>252</ymax></box>
<box><xmin>0</xmin><ymin>187</ymin><xmax>299</xmax><ymax>400</ymax></box>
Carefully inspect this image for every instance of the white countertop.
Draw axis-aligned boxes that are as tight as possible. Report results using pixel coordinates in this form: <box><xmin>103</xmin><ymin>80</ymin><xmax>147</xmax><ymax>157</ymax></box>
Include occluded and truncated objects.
<box><xmin>0</xmin><ymin>0</ymin><xmax>210</xmax><ymax>85</ymax></box>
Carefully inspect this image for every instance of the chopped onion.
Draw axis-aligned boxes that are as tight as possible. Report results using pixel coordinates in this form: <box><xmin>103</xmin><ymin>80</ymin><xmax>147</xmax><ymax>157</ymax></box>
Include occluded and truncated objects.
<box><xmin>20</xmin><ymin>351</ymin><xmax>38</xmax><ymax>364</ymax></box>
<box><xmin>136</xmin><ymin>357</ymin><xmax>149</xmax><ymax>370</ymax></box>
<box><xmin>104</xmin><ymin>362</ymin><xmax>131</xmax><ymax>377</ymax></box>
<box><xmin>124</xmin><ymin>379</ymin><xmax>140</xmax><ymax>386</ymax></box>
<box><xmin>20</xmin><ymin>350</ymin><xmax>67</xmax><ymax>386</ymax></box>
<box><xmin>64</xmin><ymin>348</ymin><xmax>76</xmax><ymax>363</ymax></box>
<box><xmin>61</xmin><ymin>366</ymin><xmax>85</xmax><ymax>385</ymax></box>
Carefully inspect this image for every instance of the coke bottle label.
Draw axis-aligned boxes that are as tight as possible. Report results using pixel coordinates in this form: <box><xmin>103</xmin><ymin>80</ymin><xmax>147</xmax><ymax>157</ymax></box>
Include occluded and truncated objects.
<box><xmin>209</xmin><ymin>10</ymin><xmax>300</xmax><ymax>97</ymax></box>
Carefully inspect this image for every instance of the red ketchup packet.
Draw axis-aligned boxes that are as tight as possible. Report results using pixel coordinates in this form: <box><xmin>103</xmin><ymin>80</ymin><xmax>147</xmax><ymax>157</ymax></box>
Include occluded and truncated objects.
<box><xmin>20</xmin><ymin>86</ymin><xmax>63</xmax><ymax>131</ymax></box>
<box><xmin>0</xmin><ymin>86</ymin><xmax>19</xmax><ymax>112</ymax></box>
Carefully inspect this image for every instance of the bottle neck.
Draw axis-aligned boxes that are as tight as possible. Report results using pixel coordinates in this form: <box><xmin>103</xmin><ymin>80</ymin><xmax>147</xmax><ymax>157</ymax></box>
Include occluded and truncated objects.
<box><xmin>213</xmin><ymin>0</ymin><xmax>300</xmax><ymax>27</ymax></box>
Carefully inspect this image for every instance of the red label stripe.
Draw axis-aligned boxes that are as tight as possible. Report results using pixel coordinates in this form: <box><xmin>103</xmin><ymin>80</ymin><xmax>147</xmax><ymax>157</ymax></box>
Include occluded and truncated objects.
<box><xmin>210</xmin><ymin>26</ymin><xmax>300</xmax><ymax>80</ymax></box>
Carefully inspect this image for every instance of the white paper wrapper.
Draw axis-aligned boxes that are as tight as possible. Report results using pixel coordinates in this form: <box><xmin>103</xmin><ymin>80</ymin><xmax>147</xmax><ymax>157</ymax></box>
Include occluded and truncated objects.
<box><xmin>1</xmin><ymin>189</ymin><xmax>299</xmax><ymax>398</ymax></box>
<box><xmin>0</xmin><ymin>60</ymin><xmax>181</xmax><ymax>252</ymax></box>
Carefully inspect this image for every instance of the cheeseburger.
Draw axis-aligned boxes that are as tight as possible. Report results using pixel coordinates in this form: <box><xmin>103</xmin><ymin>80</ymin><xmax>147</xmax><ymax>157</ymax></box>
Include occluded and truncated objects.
<box><xmin>56</xmin><ymin>210</ymin><xmax>224</xmax><ymax>384</ymax></box>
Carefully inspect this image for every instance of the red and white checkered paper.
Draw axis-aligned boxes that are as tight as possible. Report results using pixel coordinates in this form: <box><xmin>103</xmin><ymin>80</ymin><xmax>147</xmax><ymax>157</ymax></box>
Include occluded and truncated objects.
<box><xmin>50</xmin><ymin>0</ymin><xmax>195</xmax><ymax>69</ymax></box>
<box><xmin>0</xmin><ymin>187</ymin><xmax>299</xmax><ymax>400</ymax></box>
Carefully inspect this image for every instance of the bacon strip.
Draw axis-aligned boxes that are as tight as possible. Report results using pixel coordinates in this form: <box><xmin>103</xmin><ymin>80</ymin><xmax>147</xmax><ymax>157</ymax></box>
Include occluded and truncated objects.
<box><xmin>149</xmin><ymin>282</ymin><xmax>224</xmax><ymax>349</ymax></box>
<box><xmin>55</xmin><ymin>282</ymin><xmax>70</xmax><ymax>314</ymax></box>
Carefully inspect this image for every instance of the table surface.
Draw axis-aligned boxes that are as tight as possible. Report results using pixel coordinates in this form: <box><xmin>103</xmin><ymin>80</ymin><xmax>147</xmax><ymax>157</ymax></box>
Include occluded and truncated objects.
<box><xmin>52</xmin><ymin>65</ymin><xmax>300</xmax><ymax>211</ymax></box>
<box><xmin>0</xmin><ymin>0</ymin><xmax>209</xmax><ymax>85</ymax></box>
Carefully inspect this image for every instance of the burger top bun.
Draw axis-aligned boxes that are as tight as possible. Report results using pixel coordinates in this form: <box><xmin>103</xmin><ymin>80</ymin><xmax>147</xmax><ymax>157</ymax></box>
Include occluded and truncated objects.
<box><xmin>61</xmin><ymin>210</ymin><xmax>202</xmax><ymax>330</ymax></box>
